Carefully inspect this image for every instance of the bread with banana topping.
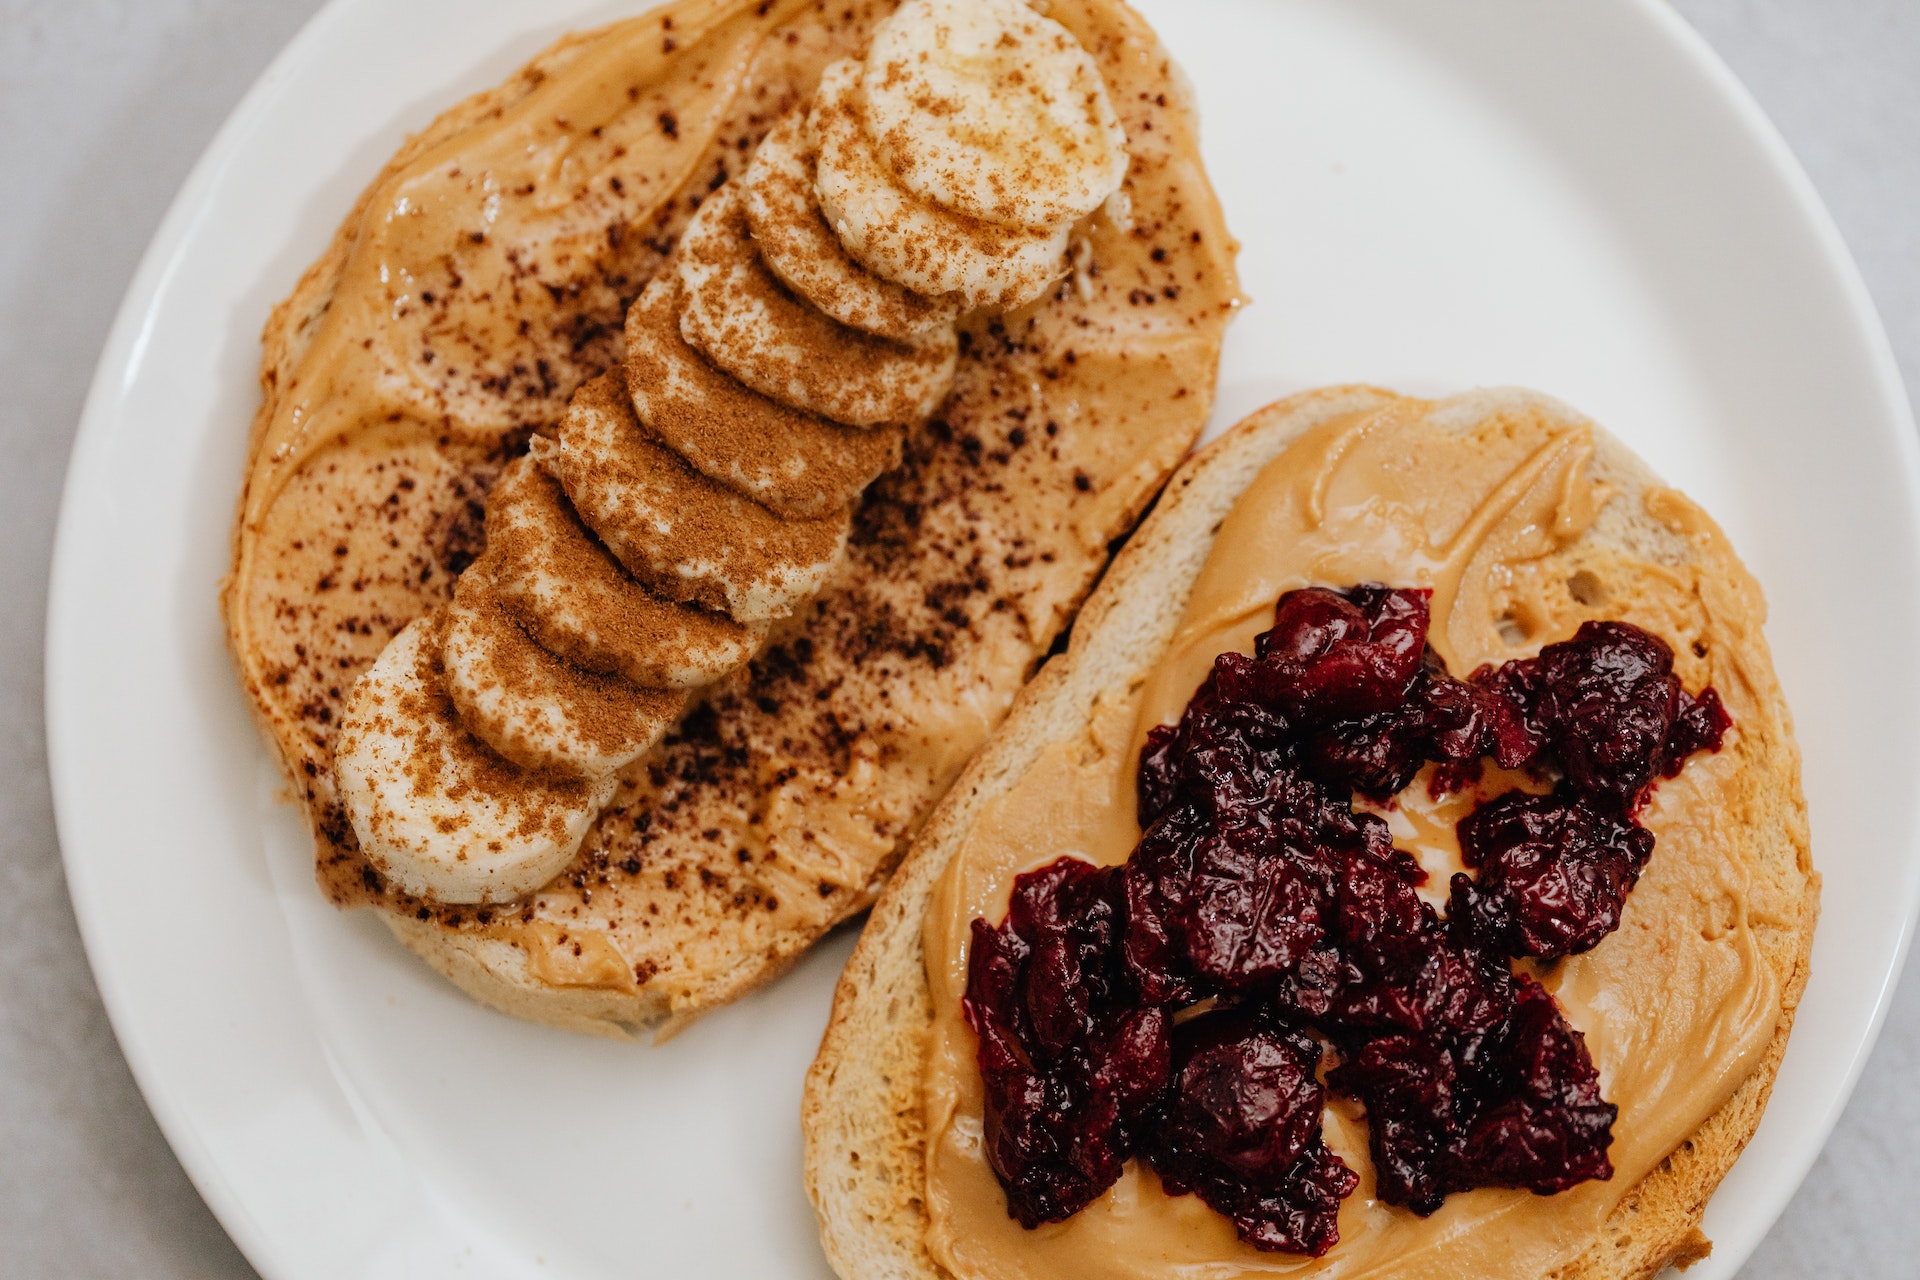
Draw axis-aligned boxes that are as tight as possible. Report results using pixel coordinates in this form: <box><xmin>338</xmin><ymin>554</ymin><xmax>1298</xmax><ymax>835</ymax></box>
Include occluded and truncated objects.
<box><xmin>803</xmin><ymin>387</ymin><xmax>1816</xmax><ymax>1280</ymax></box>
<box><xmin>223</xmin><ymin>0</ymin><xmax>1239</xmax><ymax>1034</ymax></box>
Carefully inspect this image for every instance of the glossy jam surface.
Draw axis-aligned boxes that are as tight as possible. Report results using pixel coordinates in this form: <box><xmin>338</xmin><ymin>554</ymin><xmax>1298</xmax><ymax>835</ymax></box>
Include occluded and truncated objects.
<box><xmin>962</xmin><ymin>586</ymin><xmax>1730</xmax><ymax>1253</ymax></box>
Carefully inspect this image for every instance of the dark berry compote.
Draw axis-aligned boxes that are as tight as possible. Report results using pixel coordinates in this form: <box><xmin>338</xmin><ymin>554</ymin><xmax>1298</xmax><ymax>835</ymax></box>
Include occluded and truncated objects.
<box><xmin>962</xmin><ymin>585</ymin><xmax>1729</xmax><ymax>1254</ymax></box>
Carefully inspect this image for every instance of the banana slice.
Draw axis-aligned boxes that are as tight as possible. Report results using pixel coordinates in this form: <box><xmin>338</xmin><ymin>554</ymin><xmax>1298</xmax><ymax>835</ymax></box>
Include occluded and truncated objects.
<box><xmin>533</xmin><ymin>371</ymin><xmax>849</xmax><ymax>623</ymax></box>
<box><xmin>742</xmin><ymin>109</ymin><xmax>961</xmax><ymax>342</ymax></box>
<box><xmin>809</xmin><ymin>59</ymin><xmax>1070</xmax><ymax>311</ymax></box>
<box><xmin>675</xmin><ymin>183</ymin><xmax>957</xmax><ymax>428</ymax></box>
<box><xmin>485</xmin><ymin>455</ymin><xmax>758</xmax><ymax>688</ymax></box>
<box><xmin>440</xmin><ymin>567</ymin><xmax>683</xmax><ymax>777</ymax></box>
<box><xmin>333</xmin><ymin>612</ymin><xmax>616</xmax><ymax>905</ymax></box>
<box><xmin>861</xmin><ymin>0</ymin><xmax>1128</xmax><ymax>232</ymax></box>
<box><xmin>624</xmin><ymin>274</ymin><xmax>903</xmax><ymax>519</ymax></box>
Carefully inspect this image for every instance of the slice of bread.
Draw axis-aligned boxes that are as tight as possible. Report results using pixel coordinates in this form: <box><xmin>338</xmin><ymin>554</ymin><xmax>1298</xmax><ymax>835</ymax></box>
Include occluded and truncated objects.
<box><xmin>223</xmin><ymin>0</ymin><xmax>1240</xmax><ymax>1036</ymax></box>
<box><xmin>802</xmin><ymin>386</ymin><xmax>1817</xmax><ymax>1280</ymax></box>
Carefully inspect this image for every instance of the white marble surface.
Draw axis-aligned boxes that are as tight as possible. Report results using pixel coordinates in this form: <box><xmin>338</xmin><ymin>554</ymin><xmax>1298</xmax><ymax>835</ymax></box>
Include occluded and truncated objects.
<box><xmin>2</xmin><ymin>1</ymin><xmax>1914</xmax><ymax>1275</ymax></box>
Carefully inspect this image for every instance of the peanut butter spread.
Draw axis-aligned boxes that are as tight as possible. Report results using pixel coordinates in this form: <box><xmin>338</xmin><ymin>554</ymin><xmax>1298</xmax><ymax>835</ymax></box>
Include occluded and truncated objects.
<box><xmin>225</xmin><ymin>0</ymin><xmax>1239</xmax><ymax>1017</ymax></box>
<box><xmin>921</xmin><ymin>398</ymin><xmax>1801</xmax><ymax>1277</ymax></box>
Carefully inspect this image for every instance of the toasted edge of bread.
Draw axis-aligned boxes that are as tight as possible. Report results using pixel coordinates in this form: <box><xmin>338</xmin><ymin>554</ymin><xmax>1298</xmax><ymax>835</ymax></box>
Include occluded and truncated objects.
<box><xmin>799</xmin><ymin>385</ymin><xmax>1819</xmax><ymax>1280</ymax></box>
<box><xmin>381</xmin><ymin>894</ymin><xmax>840</xmax><ymax>1040</ymax></box>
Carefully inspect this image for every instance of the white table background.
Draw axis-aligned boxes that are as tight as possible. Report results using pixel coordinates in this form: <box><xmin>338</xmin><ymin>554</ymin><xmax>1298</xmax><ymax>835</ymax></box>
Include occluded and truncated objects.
<box><xmin>2</xmin><ymin>1</ymin><xmax>1914</xmax><ymax>1275</ymax></box>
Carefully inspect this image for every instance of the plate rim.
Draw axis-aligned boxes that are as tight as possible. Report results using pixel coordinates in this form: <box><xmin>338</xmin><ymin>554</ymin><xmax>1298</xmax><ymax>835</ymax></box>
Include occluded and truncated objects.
<box><xmin>43</xmin><ymin>0</ymin><xmax>1920</xmax><ymax>1276</ymax></box>
<box><xmin>1612</xmin><ymin>0</ymin><xmax>1920</xmax><ymax>1256</ymax></box>
<box><xmin>45</xmin><ymin>0</ymin><xmax>359</xmax><ymax>1269</ymax></box>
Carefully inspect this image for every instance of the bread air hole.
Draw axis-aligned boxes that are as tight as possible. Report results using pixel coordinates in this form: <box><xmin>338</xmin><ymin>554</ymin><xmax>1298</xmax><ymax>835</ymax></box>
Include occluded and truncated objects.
<box><xmin>1567</xmin><ymin>569</ymin><xmax>1608</xmax><ymax>607</ymax></box>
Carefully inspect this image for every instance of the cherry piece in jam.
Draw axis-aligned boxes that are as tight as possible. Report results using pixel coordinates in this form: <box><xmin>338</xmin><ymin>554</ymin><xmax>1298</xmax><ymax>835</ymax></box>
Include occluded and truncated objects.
<box><xmin>1451</xmin><ymin>790</ymin><xmax>1656</xmax><ymax>959</ymax></box>
<box><xmin>963</xmin><ymin>858</ymin><xmax>1170</xmax><ymax>1226</ymax></box>
<box><xmin>1475</xmin><ymin>620</ymin><xmax>1729</xmax><ymax>804</ymax></box>
<box><xmin>1251</xmin><ymin>585</ymin><xmax>1429</xmax><ymax>723</ymax></box>
<box><xmin>1330</xmin><ymin>976</ymin><xmax>1615</xmax><ymax>1214</ymax></box>
<box><xmin>1452</xmin><ymin>976</ymin><xmax>1617</xmax><ymax>1196</ymax></box>
<box><xmin>965</xmin><ymin>585</ymin><xmax>1728</xmax><ymax>1249</ymax></box>
<box><xmin>1144</xmin><ymin>1010</ymin><xmax>1358</xmax><ymax>1255</ymax></box>
<box><xmin>1303</xmin><ymin>655</ymin><xmax>1543</xmax><ymax>802</ymax></box>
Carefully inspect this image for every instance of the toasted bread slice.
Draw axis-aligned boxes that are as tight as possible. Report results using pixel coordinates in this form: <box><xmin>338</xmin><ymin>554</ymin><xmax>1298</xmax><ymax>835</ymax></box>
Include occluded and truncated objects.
<box><xmin>223</xmin><ymin>0</ymin><xmax>1240</xmax><ymax>1036</ymax></box>
<box><xmin>802</xmin><ymin>387</ymin><xmax>1816</xmax><ymax>1280</ymax></box>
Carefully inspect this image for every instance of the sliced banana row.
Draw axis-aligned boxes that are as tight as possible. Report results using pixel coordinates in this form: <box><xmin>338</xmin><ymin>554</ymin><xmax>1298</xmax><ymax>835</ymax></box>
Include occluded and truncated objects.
<box><xmin>624</xmin><ymin>274</ymin><xmax>902</xmax><ymax>519</ymax></box>
<box><xmin>484</xmin><ymin>455</ymin><xmax>757</xmax><ymax>687</ymax></box>
<box><xmin>335</xmin><ymin>0</ymin><xmax>1130</xmax><ymax>904</ymax></box>
<box><xmin>810</xmin><ymin>60</ymin><xmax>1071</xmax><ymax>313</ymax></box>
<box><xmin>743</xmin><ymin>110</ymin><xmax>961</xmax><ymax>344</ymax></box>
<box><xmin>677</xmin><ymin>185</ymin><xmax>957</xmax><ymax>428</ymax></box>
<box><xmin>532</xmin><ymin>371</ymin><xmax>851</xmax><ymax>625</ymax></box>
<box><xmin>442</xmin><ymin>565</ymin><xmax>687</xmax><ymax>777</ymax></box>
<box><xmin>861</xmin><ymin>0</ymin><xmax>1128</xmax><ymax>232</ymax></box>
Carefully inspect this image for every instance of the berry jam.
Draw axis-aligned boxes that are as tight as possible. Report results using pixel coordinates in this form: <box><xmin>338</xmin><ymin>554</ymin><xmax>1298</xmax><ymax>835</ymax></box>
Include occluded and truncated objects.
<box><xmin>966</xmin><ymin>858</ymin><xmax>1170</xmax><ymax>1225</ymax></box>
<box><xmin>962</xmin><ymin>586</ymin><xmax>1729</xmax><ymax>1252</ymax></box>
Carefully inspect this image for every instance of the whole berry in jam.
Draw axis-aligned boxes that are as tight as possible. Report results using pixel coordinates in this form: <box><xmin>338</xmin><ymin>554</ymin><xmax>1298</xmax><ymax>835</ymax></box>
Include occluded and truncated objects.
<box><xmin>1451</xmin><ymin>790</ymin><xmax>1656</xmax><ymax>959</ymax></box>
<box><xmin>1452</xmin><ymin>976</ymin><xmax>1617</xmax><ymax>1196</ymax></box>
<box><xmin>1253</xmin><ymin>585</ymin><xmax>1429</xmax><ymax>723</ymax></box>
<box><xmin>1156</xmin><ymin>1013</ymin><xmax>1328</xmax><ymax>1184</ymax></box>
<box><xmin>965</xmin><ymin>585</ymin><xmax>1729</xmax><ymax>1251</ymax></box>
<box><xmin>963</xmin><ymin>858</ymin><xmax>1170</xmax><ymax>1226</ymax></box>
<box><xmin>1476</xmin><ymin>620</ymin><xmax>1729</xmax><ymax>804</ymax></box>
<box><xmin>1144</xmin><ymin>1011</ymin><xmax>1358</xmax><ymax>1255</ymax></box>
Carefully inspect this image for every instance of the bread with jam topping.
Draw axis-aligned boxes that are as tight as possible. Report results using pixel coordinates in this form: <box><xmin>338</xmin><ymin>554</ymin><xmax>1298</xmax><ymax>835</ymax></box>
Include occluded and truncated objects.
<box><xmin>803</xmin><ymin>386</ymin><xmax>1816</xmax><ymax>1279</ymax></box>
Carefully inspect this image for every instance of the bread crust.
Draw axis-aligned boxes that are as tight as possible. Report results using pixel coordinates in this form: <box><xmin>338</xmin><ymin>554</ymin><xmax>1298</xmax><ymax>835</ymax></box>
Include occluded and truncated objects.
<box><xmin>801</xmin><ymin>386</ymin><xmax>1818</xmax><ymax>1280</ymax></box>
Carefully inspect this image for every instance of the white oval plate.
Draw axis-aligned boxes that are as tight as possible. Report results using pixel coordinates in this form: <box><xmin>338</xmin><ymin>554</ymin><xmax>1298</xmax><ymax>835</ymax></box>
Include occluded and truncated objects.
<box><xmin>46</xmin><ymin>1</ymin><xmax>1918</xmax><ymax>1277</ymax></box>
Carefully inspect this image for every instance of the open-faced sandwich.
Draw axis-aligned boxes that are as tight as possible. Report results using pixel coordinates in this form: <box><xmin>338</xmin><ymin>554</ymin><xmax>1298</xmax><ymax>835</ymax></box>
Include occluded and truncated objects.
<box><xmin>805</xmin><ymin>387</ymin><xmax>1816</xmax><ymax>1278</ymax></box>
<box><xmin>221</xmin><ymin>0</ymin><xmax>1239</xmax><ymax>1036</ymax></box>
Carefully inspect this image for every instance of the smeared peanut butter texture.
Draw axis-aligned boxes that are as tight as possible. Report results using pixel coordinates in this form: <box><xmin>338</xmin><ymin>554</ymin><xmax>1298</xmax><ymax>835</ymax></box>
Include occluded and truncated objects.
<box><xmin>225</xmin><ymin>0</ymin><xmax>1239</xmax><ymax>1024</ymax></box>
<box><xmin>922</xmin><ymin>396</ymin><xmax>1793</xmax><ymax>1278</ymax></box>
